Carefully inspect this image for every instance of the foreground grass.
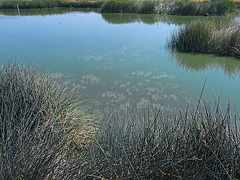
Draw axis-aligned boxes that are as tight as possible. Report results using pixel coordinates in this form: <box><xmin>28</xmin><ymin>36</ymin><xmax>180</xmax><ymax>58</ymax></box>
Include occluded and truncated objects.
<box><xmin>88</xmin><ymin>94</ymin><xmax>240</xmax><ymax>179</ymax></box>
<box><xmin>1</xmin><ymin>62</ymin><xmax>239</xmax><ymax>179</ymax></box>
<box><xmin>168</xmin><ymin>20</ymin><xmax>240</xmax><ymax>58</ymax></box>
<box><xmin>0</xmin><ymin>61</ymin><xmax>94</xmax><ymax>179</ymax></box>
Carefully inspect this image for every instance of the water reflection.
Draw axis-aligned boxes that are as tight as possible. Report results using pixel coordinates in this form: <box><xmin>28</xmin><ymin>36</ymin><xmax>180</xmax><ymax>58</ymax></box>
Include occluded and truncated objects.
<box><xmin>0</xmin><ymin>7</ymin><xmax>234</xmax><ymax>26</ymax></box>
<box><xmin>101</xmin><ymin>13</ymin><xmax>234</xmax><ymax>25</ymax></box>
<box><xmin>172</xmin><ymin>52</ymin><xmax>240</xmax><ymax>77</ymax></box>
<box><xmin>101</xmin><ymin>13</ymin><xmax>160</xmax><ymax>24</ymax></box>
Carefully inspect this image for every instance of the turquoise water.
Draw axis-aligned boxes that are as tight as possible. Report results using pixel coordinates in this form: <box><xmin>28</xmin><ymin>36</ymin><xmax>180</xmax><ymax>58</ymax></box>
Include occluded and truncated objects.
<box><xmin>1</xmin><ymin>9</ymin><xmax>240</xmax><ymax>111</ymax></box>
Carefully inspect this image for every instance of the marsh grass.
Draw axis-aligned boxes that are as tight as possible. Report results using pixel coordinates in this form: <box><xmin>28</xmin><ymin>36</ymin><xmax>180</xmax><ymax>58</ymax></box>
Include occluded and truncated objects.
<box><xmin>88</xmin><ymin>94</ymin><xmax>240</xmax><ymax>179</ymax></box>
<box><xmin>101</xmin><ymin>0</ymin><xmax>236</xmax><ymax>15</ymax></box>
<box><xmin>170</xmin><ymin>0</ymin><xmax>236</xmax><ymax>16</ymax></box>
<box><xmin>169</xmin><ymin>20</ymin><xmax>240</xmax><ymax>58</ymax></box>
<box><xmin>60</xmin><ymin>0</ymin><xmax>103</xmax><ymax>8</ymax></box>
<box><xmin>0</xmin><ymin>0</ymin><xmax>103</xmax><ymax>9</ymax></box>
<box><xmin>101</xmin><ymin>0</ymin><xmax>161</xmax><ymax>14</ymax></box>
<box><xmin>0</xmin><ymin>61</ymin><xmax>94</xmax><ymax>179</ymax></box>
<box><xmin>0</xmin><ymin>0</ymin><xmax>60</xmax><ymax>9</ymax></box>
<box><xmin>0</xmin><ymin>0</ymin><xmax>236</xmax><ymax>16</ymax></box>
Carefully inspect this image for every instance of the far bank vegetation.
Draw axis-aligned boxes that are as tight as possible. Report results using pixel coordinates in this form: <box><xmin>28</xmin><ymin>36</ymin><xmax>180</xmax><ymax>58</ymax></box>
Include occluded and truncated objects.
<box><xmin>0</xmin><ymin>0</ymin><xmax>237</xmax><ymax>16</ymax></box>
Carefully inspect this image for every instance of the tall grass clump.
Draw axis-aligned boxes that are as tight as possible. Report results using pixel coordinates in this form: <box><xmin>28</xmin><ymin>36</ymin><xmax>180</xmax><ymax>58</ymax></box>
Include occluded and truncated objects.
<box><xmin>213</xmin><ymin>24</ymin><xmax>240</xmax><ymax>57</ymax></box>
<box><xmin>0</xmin><ymin>61</ymin><xmax>94</xmax><ymax>179</ymax></box>
<box><xmin>87</xmin><ymin>96</ymin><xmax>240</xmax><ymax>179</ymax></box>
<box><xmin>169</xmin><ymin>21</ymin><xmax>213</xmax><ymax>53</ymax></box>
<box><xmin>169</xmin><ymin>20</ymin><xmax>240</xmax><ymax>58</ymax></box>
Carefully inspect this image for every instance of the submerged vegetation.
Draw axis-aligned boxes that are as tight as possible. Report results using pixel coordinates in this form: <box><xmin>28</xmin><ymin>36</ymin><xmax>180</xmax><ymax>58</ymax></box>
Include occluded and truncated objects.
<box><xmin>1</xmin><ymin>61</ymin><xmax>240</xmax><ymax>179</ymax></box>
<box><xmin>169</xmin><ymin>20</ymin><xmax>240</xmax><ymax>58</ymax></box>
<box><xmin>0</xmin><ymin>0</ymin><xmax>237</xmax><ymax>16</ymax></box>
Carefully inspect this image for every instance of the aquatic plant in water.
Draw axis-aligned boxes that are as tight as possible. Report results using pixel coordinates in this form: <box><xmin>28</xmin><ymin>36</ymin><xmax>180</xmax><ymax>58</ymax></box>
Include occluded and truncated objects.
<box><xmin>169</xmin><ymin>20</ymin><xmax>240</xmax><ymax>58</ymax></box>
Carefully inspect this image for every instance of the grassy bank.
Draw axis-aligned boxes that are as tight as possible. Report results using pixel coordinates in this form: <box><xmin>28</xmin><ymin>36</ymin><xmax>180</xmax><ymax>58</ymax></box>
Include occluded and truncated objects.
<box><xmin>1</xmin><ymin>62</ymin><xmax>239</xmax><ymax>179</ymax></box>
<box><xmin>0</xmin><ymin>0</ymin><xmax>103</xmax><ymax>9</ymax></box>
<box><xmin>101</xmin><ymin>0</ymin><xmax>236</xmax><ymax>16</ymax></box>
<box><xmin>168</xmin><ymin>20</ymin><xmax>240</xmax><ymax>58</ymax></box>
<box><xmin>0</xmin><ymin>0</ymin><xmax>237</xmax><ymax>16</ymax></box>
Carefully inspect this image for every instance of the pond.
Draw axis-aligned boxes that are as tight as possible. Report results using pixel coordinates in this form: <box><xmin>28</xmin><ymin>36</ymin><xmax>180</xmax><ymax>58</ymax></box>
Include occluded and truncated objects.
<box><xmin>1</xmin><ymin>8</ymin><xmax>240</xmax><ymax>112</ymax></box>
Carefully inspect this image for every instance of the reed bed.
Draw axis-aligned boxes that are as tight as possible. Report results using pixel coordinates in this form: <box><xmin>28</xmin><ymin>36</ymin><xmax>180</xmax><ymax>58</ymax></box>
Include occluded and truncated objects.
<box><xmin>0</xmin><ymin>0</ymin><xmax>103</xmax><ymax>9</ymax></box>
<box><xmin>101</xmin><ymin>0</ymin><xmax>236</xmax><ymax>15</ymax></box>
<box><xmin>170</xmin><ymin>0</ymin><xmax>236</xmax><ymax>16</ymax></box>
<box><xmin>169</xmin><ymin>20</ymin><xmax>240</xmax><ymax>58</ymax></box>
<box><xmin>0</xmin><ymin>0</ymin><xmax>236</xmax><ymax>16</ymax></box>
<box><xmin>0</xmin><ymin>61</ymin><xmax>94</xmax><ymax>179</ymax></box>
<box><xmin>87</xmin><ymin>94</ymin><xmax>240</xmax><ymax>179</ymax></box>
<box><xmin>101</xmin><ymin>0</ymin><xmax>158</xmax><ymax>14</ymax></box>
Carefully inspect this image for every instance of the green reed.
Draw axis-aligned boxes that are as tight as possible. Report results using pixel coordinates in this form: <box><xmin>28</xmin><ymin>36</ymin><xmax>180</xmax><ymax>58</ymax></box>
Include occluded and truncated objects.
<box><xmin>169</xmin><ymin>20</ymin><xmax>240</xmax><ymax>58</ymax></box>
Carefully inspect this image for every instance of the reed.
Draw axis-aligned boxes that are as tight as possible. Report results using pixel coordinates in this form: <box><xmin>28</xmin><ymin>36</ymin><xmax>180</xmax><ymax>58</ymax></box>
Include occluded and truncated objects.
<box><xmin>0</xmin><ymin>61</ymin><xmax>94</xmax><ymax>179</ymax></box>
<box><xmin>101</xmin><ymin>0</ymin><xmax>162</xmax><ymax>14</ymax></box>
<box><xmin>87</xmin><ymin>95</ymin><xmax>240</xmax><ymax>179</ymax></box>
<box><xmin>169</xmin><ymin>20</ymin><xmax>240</xmax><ymax>58</ymax></box>
<box><xmin>101</xmin><ymin>0</ymin><xmax>236</xmax><ymax>16</ymax></box>
<box><xmin>170</xmin><ymin>0</ymin><xmax>236</xmax><ymax>16</ymax></box>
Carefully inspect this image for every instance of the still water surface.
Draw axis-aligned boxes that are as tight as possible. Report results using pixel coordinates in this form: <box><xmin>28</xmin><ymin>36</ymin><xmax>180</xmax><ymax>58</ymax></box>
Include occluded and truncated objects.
<box><xmin>1</xmin><ymin>8</ymin><xmax>240</xmax><ymax>111</ymax></box>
